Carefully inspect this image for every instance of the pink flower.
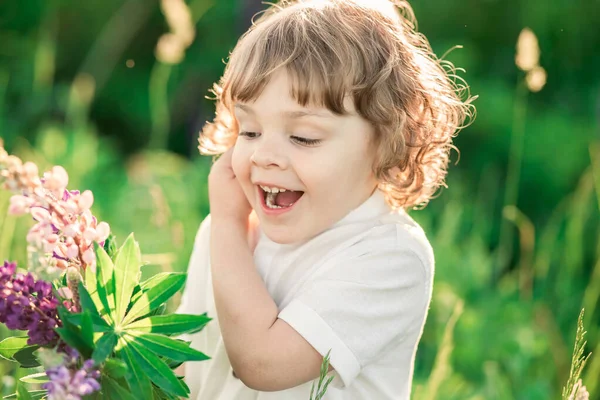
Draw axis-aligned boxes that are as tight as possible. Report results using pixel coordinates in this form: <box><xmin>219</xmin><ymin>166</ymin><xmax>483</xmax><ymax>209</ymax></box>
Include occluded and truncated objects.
<box><xmin>77</xmin><ymin>190</ymin><xmax>94</xmax><ymax>210</ymax></box>
<box><xmin>8</xmin><ymin>195</ymin><xmax>31</xmax><ymax>215</ymax></box>
<box><xmin>0</xmin><ymin>146</ymin><xmax>111</xmax><ymax>276</ymax></box>
<box><xmin>42</xmin><ymin>166</ymin><xmax>69</xmax><ymax>192</ymax></box>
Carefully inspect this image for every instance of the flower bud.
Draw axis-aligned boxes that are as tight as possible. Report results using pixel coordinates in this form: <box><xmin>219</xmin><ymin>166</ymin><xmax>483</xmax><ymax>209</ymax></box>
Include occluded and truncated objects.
<box><xmin>78</xmin><ymin>190</ymin><xmax>94</xmax><ymax>211</ymax></box>
<box><xmin>8</xmin><ymin>195</ymin><xmax>30</xmax><ymax>215</ymax></box>
<box><xmin>95</xmin><ymin>222</ymin><xmax>110</xmax><ymax>242</ymax></box>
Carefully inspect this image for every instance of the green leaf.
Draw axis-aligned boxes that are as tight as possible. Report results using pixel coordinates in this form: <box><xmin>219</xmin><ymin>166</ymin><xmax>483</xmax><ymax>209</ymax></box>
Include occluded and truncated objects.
<box><xmin>114</xmin><ymin>233</ymin><xmax>142</xmax><ymax>324</ymax></box>
<box><xmin>81</xmin><ymin>311</ymin><xmax>95</xmax><ymax>350</ymax></box>
<box><xmin>19</xmin><ymin>373</ymin><xmax>49</xmax><ymax>384</ymax></box>
<box><xmin>124</xmin><ymin>313</ymin><xmax>211</xmax><ymax>336</ymax></box>
<box><xmin>0</xmin><ymin>337</ymin><xmax>29</xmax><ymax>361</ymax></box>
<box><xmin>166</xmin><ymin>358</ymin><xmax>184</xmax><ymax>370</ymax></box>
<box><xmin>128</xmin><ymin>284</ymin><xmax>142</xmax><ymax>309</ymax></box>
<box><xmin>12</xmin><ymin>345</ymin><xmax>41</xmax><ymax>368</ymax></box>
<box><xmin>119</xmin><ymin>339</ymin><xmax>153</xmax><ymax>398</ymax></box>
<box><xmin>131</xmin><ymin>272</ymin><xmax>177</xmax><ymax>305</ymax></box>
<box><xmin>125</xmin><ymin>332</ymin><xmax>209</xmax><ymax>362</ymax></box>
<box><xmin>147</xmin><ymin>303</ymin><xmax>167</xmax><ymax>318</ymax></box>
<box><xmin>122</xmin><ymin>273</ymin><xmax>186</xmax><ymax>325</ymax></box>
<box><xmin>56</xmin><ymin>304</ymin><xmax>74</xmax><ymax>329</ymax></box>
<box><xmin>102</xmin><ymin>376</ymin><xmax>137</xmax><ymax>400</ymax></box>
<box><xmin>124</xmin><ymin>338</ymin><xmax>189</xmax><ymax>398</ymax></box>
<box><xmin>2</xmin><ymin>390</ymin><xmax>47</xmax><ymax>400</ymax></box>
<box><xmin>103</xmin><ymin>233</ymin><xmax>119</xmax><ymax>259</ymax></box>
<box><xmin>55</xmin><ymin>327</ymin><xmax>93</xmax><ymax>359</ymax></box>
<box><xmin>65</xmin><ymin>313</ymin><xmax>112</xmax><ymax>333</ymax></box>
<box><xmin>78</xmin><ymin>281</ymin><xmax>100</xmax><ymax>317</ymax></box>
<box><xmin>92</xmin><ymin>333</ymin><xmax>117</xmax><ymax>364</ymax></box>
<box><xmin>84</xmin><ymin>263</ymin><xmax>105</xmax><ymax>318</ymax></box>
<box><xmin>152</xmin><ymin>385</ymin><xmax>181</xmax><ymax>400</ymax></box>
<box><xmin>16</xmin><ymin>382</ymin><xmax>32</xmax><ymax>400</ymax></box>
<box><xmin>94</xmin><ymin>241</ymin><xmax>116</xmax><ymax>323</ymax></box>
<box><xmin>103</xmin><ymin>358</ymin><xmax>128</xmax><ymax>379</ymax></box>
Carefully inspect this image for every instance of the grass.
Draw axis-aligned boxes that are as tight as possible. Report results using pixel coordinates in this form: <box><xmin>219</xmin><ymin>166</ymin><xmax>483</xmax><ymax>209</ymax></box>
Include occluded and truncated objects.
<box><xmin>0</xmin><ymin>7</ymin><xmax>597</xmax><ymax>398</ymax></box>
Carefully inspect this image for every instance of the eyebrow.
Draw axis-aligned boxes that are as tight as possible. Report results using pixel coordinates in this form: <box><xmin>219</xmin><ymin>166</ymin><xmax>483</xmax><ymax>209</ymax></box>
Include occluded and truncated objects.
<box><xmin>234</xmin><ymin>104</ymin><xmax>334</xmax><ymax>119</ymax></box>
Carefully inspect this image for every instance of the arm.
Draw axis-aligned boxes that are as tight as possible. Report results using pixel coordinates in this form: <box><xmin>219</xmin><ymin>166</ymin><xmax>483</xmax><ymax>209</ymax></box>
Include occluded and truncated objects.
<box><xmin>210</xmin><ymin>218</ymin><xmax>279</xmax><ymax>386</ymax></box>
<box><xmin>210</xmin><ymin>218</ymin><xmax>333</xmax><ymax>391</ymax></box>
<box><xmin>247</xmin><ymin>319</ymin><xmax>335</xmax><ymax>392</ymax></box>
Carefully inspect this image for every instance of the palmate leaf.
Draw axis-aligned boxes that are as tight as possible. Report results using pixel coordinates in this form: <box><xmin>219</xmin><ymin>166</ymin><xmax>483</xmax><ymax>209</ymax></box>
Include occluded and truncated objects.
<box><xmin>92</xmin><ymin>332</ymin><xmax>118</xmax><ymax>364</ymax></box>
<box><xmin>119</xmin><ymin>338</ymin><xmax>153</xmax><ymax>398</ymax></box>
<box><xmin>94</xmin><ymin>242</ymin><xmax>116</xmax><ymax>324</ymax></box>
<box><xmin>102</xmin><ymin>358</ymin><xmax>128</xmax><ymax>379</ymax></box>
<box><xmin>83</xmin><ymin>264</ymin><xmax>104</xmax><ymax>318</ymax></box>
<box><xmin>78</xmin><ymin>280</ymin><xmax>100</xmax><ymax>317</ymax></box>
<box><xmin>65</xmin><ymin>312</ymin><xmax>112</xmax><ymax>333</ymax></box>
<box><xmin>152</xmin><ymin>385</ymin><xmax>182</xmax><ymax>400</ymax></box>
<box><xmin>101</xmin><ymin>376</ymin><xmax>137</xmax><ymax>400</ymax></box>
<box><xmin>124</xmin><ymin>313</ymin><xmax>211</xmax><ymax>336</ymax></box>
<box><xmin>80</xmin><ymin>311</ymin><xmax>95</xmax><ymax>350</ymax></box>
<box><xmin>125</xmin><ymin>331</ymin><xmax>210</xmax><ymax>362</ymax></box>
<box><xmin>103</xmin><ymin>233</ymin><xmax>119</xmax><ymax>260</ymax></box>
<box><xmin>122</xmin><ymin>337</ymin><xmax>189</xmax><ymax>398</ymax></box>
<box><xmin>130</xmin><ymin>272</ymin><xmax>179</xmax><ymax>306</ymax></box>
<box><xmin>68</xmin><ymin>233</ymin><xmax>209</xmax><ymax>398</ymax></box>
<box><xmin>56</xmin><ymin>326</ymin><xmax>94</xmax><ymax>359</ymax></box>
<box><xmin>113</xmin><ymin>234</ymin><xmax>142</xmax><ymax>324</ymax></box>
<box><xmin>122</xmin><ymin>273</ymin><xmax>186</xmax><ymax>325</ymax></box>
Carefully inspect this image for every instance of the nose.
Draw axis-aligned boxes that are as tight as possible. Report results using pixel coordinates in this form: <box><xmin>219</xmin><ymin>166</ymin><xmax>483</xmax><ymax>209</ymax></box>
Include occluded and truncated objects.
<box><xmin>250</xmin><ymin>135</ymin><xmax>289</xmax><ymax>169</ymax></box>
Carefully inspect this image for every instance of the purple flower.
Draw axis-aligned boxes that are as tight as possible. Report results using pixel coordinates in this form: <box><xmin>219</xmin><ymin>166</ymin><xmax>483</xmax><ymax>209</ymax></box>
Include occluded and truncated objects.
<box><xmin>42</xmin><ymin>354</ymin><xmax>101</xmax><ymax>400</ymax></box>
<box><xmin>0</xmin><ymin>261</ymin><xmax>60</xmax><ymax>346</ymax></box>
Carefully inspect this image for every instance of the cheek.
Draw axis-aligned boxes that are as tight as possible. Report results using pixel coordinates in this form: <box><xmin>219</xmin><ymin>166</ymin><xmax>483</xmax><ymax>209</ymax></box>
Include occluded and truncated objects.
<box><xmin>230</xmin><ymin>145</ymin><xmax>248</xmax><ymax>178</ymax></box>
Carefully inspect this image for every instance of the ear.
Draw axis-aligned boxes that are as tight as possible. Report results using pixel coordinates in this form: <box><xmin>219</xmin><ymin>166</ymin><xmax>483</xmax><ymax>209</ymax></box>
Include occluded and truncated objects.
<box><xmin>388</xmin><ymin>166</ymin><xmax>402</xmax><ymax>178</ymax></box>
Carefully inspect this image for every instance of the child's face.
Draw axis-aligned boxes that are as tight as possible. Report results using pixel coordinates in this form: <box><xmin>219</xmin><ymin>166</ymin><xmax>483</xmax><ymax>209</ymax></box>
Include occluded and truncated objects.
<box><xmin>231</xmin><ymin>69</ymin><xmax>379</xmax><ymax>244</ymax></box>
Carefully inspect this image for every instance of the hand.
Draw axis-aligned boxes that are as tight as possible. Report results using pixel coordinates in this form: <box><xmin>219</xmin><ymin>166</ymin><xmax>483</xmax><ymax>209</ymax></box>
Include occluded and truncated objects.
<box><xmin>208</xmin><ymin>147</ymin><xmax>253</xmax><ymax>228</ymax></box>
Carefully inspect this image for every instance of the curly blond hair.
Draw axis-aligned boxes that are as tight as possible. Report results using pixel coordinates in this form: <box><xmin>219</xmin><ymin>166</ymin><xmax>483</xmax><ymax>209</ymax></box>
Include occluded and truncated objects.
<box><xmin>198</xmin><ymin>0</ymin><xmax>476</xmax><ymax>210</ymax></box>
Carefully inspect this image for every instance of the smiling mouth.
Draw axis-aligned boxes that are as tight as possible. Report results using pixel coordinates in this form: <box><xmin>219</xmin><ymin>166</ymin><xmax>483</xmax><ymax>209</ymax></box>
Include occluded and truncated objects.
<box><xmin>258</xmin><ymin>186</ymin><xmax>304</xmax><ymax>209</ymax></box>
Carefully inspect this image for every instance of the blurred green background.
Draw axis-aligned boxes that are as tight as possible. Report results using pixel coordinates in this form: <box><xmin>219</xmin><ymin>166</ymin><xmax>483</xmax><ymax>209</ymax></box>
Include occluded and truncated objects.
<box><xmin>0</xmin><ymin>0</ymin><xmax>598</xmax><ymax>398</ymax></box>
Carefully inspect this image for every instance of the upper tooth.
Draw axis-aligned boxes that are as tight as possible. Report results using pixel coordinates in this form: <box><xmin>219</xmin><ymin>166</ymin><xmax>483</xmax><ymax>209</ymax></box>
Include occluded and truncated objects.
<box><xmin>260</xmin><ymin>185</ymin><xmax>287</xmax><ymax>193</ymax></box>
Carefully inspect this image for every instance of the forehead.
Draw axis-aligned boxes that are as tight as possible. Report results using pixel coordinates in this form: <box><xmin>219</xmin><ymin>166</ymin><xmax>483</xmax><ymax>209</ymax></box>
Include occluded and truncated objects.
<box><xmin>232</xmin><ymin>69</ymin><xmax>356</xmax><ymax>119</ymax></box>
<box><xmin>234</xmin><ymin>103</ymin><xmax>335</xmax><ymax>120</ymax></box>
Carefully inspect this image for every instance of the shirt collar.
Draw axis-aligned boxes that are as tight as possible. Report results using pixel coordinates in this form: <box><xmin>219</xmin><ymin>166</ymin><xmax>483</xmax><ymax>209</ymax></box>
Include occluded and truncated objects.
<box><xmin>327</xmin><ymin>188</ymin><xmax>392</xmax><ymax>230</ymax></box>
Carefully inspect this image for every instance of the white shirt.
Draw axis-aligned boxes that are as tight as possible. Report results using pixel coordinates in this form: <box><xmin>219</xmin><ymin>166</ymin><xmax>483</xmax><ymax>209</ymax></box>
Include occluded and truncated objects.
<box><xmin>175</xmin><ymin>188</ymin><xmax>434</xmax><ymax>399</ymax></box>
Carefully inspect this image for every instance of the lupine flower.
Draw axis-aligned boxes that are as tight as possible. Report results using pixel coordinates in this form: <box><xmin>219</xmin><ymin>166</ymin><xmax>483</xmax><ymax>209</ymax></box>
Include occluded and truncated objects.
<box><xmin>42</xmin><ymin>348</ymin><xmax>101</xmax><ymax>400</ymax></box>
<box><xmin>0</xmin><ymin>261</ymin><xmax>61</xmax><ymax>346</ymax></box>
<box><xmin>0</xmin><ymin>146</ymin><xmax>110</xmax><ymax>279</ymax></box>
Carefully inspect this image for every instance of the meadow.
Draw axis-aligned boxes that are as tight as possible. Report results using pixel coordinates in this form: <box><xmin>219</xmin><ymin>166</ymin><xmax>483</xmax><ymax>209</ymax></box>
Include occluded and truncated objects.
<box><xmin>0</xmin><ymin>0</ymin><xmax>598</xmax><ymax>398</ymax></box>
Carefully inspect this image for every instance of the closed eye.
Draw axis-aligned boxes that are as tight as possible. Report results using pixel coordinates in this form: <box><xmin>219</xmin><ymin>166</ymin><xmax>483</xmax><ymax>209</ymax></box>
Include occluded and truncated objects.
<box><xmin>238</xmin><ymin>131</ymin><xmax>322</xmax><ymax>147</ymax></box>
<box><xmin>291</xmin><ymin>136</ymin><xmax>322</xmax><ymax>146</ymax></box>
<box><xmin>239</xmin><ymin>131</ymin><xmax>259</xmax><ymax>139</ymax></box>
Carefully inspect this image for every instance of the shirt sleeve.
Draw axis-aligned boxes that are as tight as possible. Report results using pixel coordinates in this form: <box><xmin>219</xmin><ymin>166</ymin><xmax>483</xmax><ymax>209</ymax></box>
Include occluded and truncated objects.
<box><xmin>174</xmin><ymin>214</ymin><xmax>212</xmax><ymax>341</ymax></box>
<box><xmin>277</xmin><ymin>243</ymin><xmax>431</xmax><ymax>389</ymax></box>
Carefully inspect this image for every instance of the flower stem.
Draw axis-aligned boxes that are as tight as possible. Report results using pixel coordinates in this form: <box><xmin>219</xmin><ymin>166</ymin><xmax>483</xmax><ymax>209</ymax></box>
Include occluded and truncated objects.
<box><xmin>148</xmin><ymin>61</ymin><xmax>173</xmax><ymax>150</ymax></box>
<box><xmin>495</xmin><ymin>77</ymin><xmax>529</xmax><ymax>282</ymax></box>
